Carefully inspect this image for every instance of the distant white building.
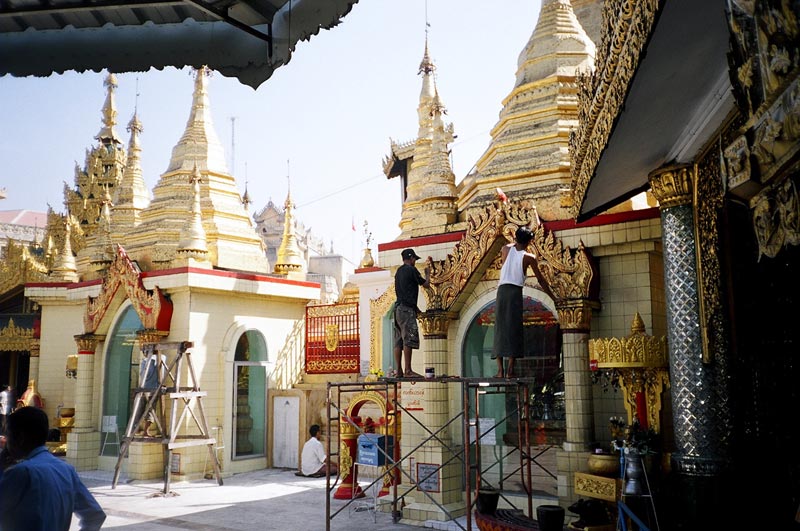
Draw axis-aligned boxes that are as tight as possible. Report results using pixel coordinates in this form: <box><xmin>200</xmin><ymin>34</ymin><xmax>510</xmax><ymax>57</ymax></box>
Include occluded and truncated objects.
<box><xmin>0</xmin><ymin>210</ymin><xmax>46</xmax><ymax>257</ymax></box>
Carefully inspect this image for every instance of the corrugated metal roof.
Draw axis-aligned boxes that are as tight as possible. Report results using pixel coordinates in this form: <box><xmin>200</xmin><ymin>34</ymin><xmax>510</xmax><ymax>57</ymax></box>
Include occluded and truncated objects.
<box><xmin>0</xmin><ymin>0</ymin><xmax>359</xmax><ymax>89</ymax></box>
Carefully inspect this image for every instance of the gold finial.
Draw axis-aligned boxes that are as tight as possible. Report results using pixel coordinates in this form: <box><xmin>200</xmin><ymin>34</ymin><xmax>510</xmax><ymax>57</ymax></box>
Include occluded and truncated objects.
<box><xmin>274</xmin><ymin>187</ymin><xmax>306</xmax><ymax>276</ymax></box>
<box><xmin>631</xmin><ymin>312</ymin><xmax>646</xmax><ymax>335</ymax></box>
<box><xmin>96</xmin><ymin>72</ymin><xmax>121</xmax><ymax>144</ymax></box>
<box><xmin>177</xmin><ymin>163</ymin><xmax>209</xmax><ymax>256</ymax></box>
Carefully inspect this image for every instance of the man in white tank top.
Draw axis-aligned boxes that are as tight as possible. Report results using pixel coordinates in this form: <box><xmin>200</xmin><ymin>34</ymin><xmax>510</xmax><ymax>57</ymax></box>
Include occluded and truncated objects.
<box><xmin>492</xmin><ymin>226</ymin><xmax>537</xmax><ymax>378</ymax></box>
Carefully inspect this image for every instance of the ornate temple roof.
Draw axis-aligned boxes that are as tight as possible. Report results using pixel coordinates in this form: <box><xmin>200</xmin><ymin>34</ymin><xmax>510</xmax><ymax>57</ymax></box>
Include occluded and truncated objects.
<box><xmin>569</xmin><ymin>0</ymin><xmax>733</xmax><ymax>220</ymax></box>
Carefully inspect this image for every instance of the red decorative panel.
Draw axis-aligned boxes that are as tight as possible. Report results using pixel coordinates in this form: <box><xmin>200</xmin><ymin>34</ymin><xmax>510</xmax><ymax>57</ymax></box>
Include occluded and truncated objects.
<box><xmin>84</xmin><ymin>245</ymin><xmax>173</xmax><ymax>334</ymax></box>
<box><xmin>305</xmin><ymin>302</ymin><xmax>359</xmax><ymax>374</ymax></box>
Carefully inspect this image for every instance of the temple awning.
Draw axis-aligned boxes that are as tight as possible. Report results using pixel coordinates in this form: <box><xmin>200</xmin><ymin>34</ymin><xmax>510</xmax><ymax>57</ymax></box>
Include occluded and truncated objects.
<box><xmin>0</xmin><ymin>0</ymin><xmax>359</xmax><ymax>89</ymax></box>
<box><xmin>570</xmin><ymin>0</ymin><xmax>735</xmax><ymax>221</ymax></box>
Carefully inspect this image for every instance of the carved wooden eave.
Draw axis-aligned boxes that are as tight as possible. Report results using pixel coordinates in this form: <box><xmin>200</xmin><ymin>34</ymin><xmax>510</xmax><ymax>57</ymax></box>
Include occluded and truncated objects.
<box><xmin>84</xmin><ymin>244</ymin><xmax>173</xmax><ymax>334</ymax></box>
<box><xmin>569</xmin><ymin>0</ymin><xmax>660</xmax><ymax>218</ymax></box>
<box><xmin>724</xmin><ymin>2</ymin><xmax>800</xmax><ymax>259</ymax></box>
<box><xmin>0</xmin><ymin>240</ymin><xmax>50</xmax><ymax>295</ymax></box>
<box><xmin>529</xmin><ymin>222</ymin><xmax>599</xmax><ymax>302</ymax></box>
<box><xmin>425</xmin><ymin>197</ymin><xmax>599</xmax><ymax>316</ymax></box>
<box><xmin>0</xmin><ymin>318</ymin><xmax>36</xmax><ymax>352</ymax></box>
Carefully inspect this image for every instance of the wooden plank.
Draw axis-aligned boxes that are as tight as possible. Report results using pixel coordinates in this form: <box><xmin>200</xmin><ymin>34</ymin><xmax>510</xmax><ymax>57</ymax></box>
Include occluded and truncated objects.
<box><xmin>168</xmin><ymin>438</ymin><xmax>216</xmax><ymax>449</ymax></box>
<box><xmin>169</xmin><ymin>391</ymin><xmax>207</xmax><ymax>399</ymax></box>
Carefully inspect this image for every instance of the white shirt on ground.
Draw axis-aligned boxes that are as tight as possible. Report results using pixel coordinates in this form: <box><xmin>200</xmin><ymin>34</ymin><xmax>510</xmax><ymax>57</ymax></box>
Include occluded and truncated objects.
<box><xmin>300</xmin><ymin>436</ymin><xmax>326</xmax><ymax>476</ymax></box>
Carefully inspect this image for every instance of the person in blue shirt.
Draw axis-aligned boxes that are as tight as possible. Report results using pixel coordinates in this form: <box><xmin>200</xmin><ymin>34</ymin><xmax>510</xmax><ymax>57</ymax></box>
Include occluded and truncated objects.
<box><xmin>0</xmin><ymin>406</ymin><xmax>106</xmax><ymax>530</ymax></box>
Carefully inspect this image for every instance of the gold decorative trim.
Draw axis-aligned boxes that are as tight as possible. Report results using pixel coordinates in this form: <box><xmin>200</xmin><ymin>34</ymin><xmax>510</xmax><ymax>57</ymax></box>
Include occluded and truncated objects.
<box><xmin>589</xmin><ymin>314</ymin><xmax>670</xmax><ymax>432</ymax></box>
<box><xmin>136</xmin><ymin>329</ymin><xmax>169</xmax><ymax>345</ymax></box>
<box><xmin>0</xmin><ymin>318</ymin><xmax>36</xmax><ymax>352</ymax></box>
<box><xmin>588</xmin><ymin>314</ymin><xmax>668</xmax><ymax>368</ymax></box>
<box><xmin>570</xmin><ymin>0</ymin><xmax>661</xmax><ymax>215</ymax></box>
<box><xmin>648</xmin><ymin>164</ymin><xmax>694</xmax><ymax>208</ymax></box>
<box><xmin>369</xmin><ymin>282</ymin><xmax>396</xmax><ymax>373</ymax></box>
<box><xmin>695</xmin><ymin>118</ymin><xmax>741</xmax><ymax>365</ymax></box>
<box><xmin>574</xmin><ymin>471</ymin><xmax>621</xmax><ymax>502</ymax></box>
<box><xmin>418</xmin><ymin>311</ymin><xmax>457</xmax><ymax>338</ymax></box>
<box><xmin>426</xmin><ymin>198</ymin><xmax>541</xmax><ymax>312</ymax></box>
<box><xmin>85</xmin><ymin>245</ymin><xmax>173</xmax><ymax>334</ymax></box>
<box><xmin>306</xmin><ymin>359</ymin><xmax>359</xmax><ymax>373</ymax></box>
<box><xmin>74</xmin><ymin>334</ymin><xmax>99</xmax><ymax>354</ymax></box>
<box><xmin>556</xmin><ymin>300</ymin><xmax>595</xmax><ymax>332</ymax></box>
<box><xmin>529</xmin><ymin>220</ymin><xmax>598</xmax><ymax>301</ymax></box>
<box><xmin>752</xmin><ymin>177</ymin><xmax>800</xmax><ymax>260</ymax></box>
<box><xmin>339</xmin><ymin>440</ymin><xmax>353</xmax><ymax>481</ymax></box>
<box><xmin>307</xmin><ymin>303</ymin><xmax>358</xmax><ymax>318</ymax></box>
<box><xmin>0</xmin><ymin>240</ymin><xmax>50</xmax><ymax>295</ymax></box>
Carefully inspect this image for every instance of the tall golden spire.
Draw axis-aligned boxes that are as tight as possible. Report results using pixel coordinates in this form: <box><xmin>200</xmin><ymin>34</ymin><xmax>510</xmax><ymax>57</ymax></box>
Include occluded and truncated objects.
<box><xmin>95</xmin><ymin>73</ymin><xmax>122</xmax><ymax>146</ymax></box>
<box><xmin>466</xmin><ymin>0</ymin><xmax>595</xmax><ymax>218</ymax></box>
<box><xmin>51</xmin><ymin>218</ymin><xmax>79</xmax><ymax>282</ymax></box>
<box><xmin>88</xmin><ymin>188</ymin><xmax>115</xmax><ymax>276</ymax></box>
<box><xmin>399</xmin><ymin>35</ymin><xmax>458</xmax><ymax>237</ymax></box>
<box><xmin>273</xmin><ymin>184</ymin><xmax>306</xmax><ymax>277</ymax></box>
<box><xmin>177</xmin><ymin>164</ymin><xmax>210</xmax><ymax>262</ymax></box>
<box><xmin>114</xmin><ymin>110</ymin><xmax>150</xmax><ymax>233</ymax></box>
<box><xmin>166</xmin><ymin>67</ymin><xmax>228</xmax><ymax>175</ymax></box>
<box><xmin>124</xmin><ymin>68</ymin><xmax>269</xmax><ymax>273</ymax></box>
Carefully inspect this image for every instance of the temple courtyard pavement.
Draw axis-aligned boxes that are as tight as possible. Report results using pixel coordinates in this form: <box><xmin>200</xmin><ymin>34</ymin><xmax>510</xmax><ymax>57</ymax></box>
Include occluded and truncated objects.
<box><xmin>73</xmin><ymin>468</ymin><xmax>457</xmax><ymax>530</ymax></box>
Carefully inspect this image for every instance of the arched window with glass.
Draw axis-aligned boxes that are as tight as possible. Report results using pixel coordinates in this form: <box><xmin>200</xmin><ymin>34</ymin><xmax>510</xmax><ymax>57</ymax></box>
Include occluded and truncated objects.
<box><xmin>233</xmin><ymin>330</ymin><xmax>268</xmax><ymax>459</ymax></box>
<box><xmin>101</xmin><ymin>305</ymin><xmax>143</xmax><ymax>456</ymax></box>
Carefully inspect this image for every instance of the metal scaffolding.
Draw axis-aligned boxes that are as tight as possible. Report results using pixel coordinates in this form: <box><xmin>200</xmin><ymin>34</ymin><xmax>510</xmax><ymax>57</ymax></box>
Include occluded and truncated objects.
<box><xmin>324</xmin><ymin>377</ymin><xmax>535</xmax><ymax>531</ymax></box>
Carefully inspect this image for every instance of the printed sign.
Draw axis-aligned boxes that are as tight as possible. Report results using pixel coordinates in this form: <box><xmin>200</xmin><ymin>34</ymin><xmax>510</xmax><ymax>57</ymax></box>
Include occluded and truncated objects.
<box><xmin>467</xmin><ymin>418</ymin><xmax>498</xmax><ymax>446</ymax></box>
<box><xmin>416</xmin><ymin>463</ymin><xmax>440</xmax><ymax>492</ymax></box>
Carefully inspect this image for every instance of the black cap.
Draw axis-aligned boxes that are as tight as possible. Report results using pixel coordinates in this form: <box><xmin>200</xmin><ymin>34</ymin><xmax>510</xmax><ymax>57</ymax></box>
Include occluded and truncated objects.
<box><xmin>401</xmin><ymin>248</ymin><xmax>421</xmax><ymax>261</ymax></box>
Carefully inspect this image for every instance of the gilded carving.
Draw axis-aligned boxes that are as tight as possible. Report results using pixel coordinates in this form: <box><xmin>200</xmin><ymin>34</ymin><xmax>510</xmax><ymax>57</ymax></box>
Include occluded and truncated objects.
<box><xmin>574</xmin><ymin>472</ymin><xmax>620</xmax><ymax>502</ymax></box>
<box><xmin>418</xmin><ymin>311</ymin><xmax>456</xmax><ymax>338</ymax></box>
<box><xmin>648</xmin><ymin>165</ymin><xmax>694</xmax><ymax>208</ymax></box>
<box><xmin>425</xmin><ymin>196</ymin><xmax>598</xmax><ymax>325</ymax></box>
<box><xmin>426</xmin><ymin>200</ymin><xmax>517</xmax><ymax>311</ymax></box>
<box><xmin>84</xmin><ymin>245</ymin><xmax>173</xmax><ymax>334</ymax></box>
<box><xmin>570</xmin><ymin>0</ymin><xmax>661</xmax><ymax>215</ymax></box>
<box><xmin>589</xmin><ymin>314</ymin><xmax>670</xmax><ymax>432</ymax></box>
<box><xmin>74</xmin><ymin>334</ymin><xmax>99</xmax><ymax>354</ymax></box>
<box><xmin>339</xmin><ymin>440</ymin><xmax>353</xmax><ymax>481</ymax></box>
<box><xmin>696</xmin><ymin>123</ymin><xmax>740</xmax><ymax>364</ymax></box>
<box><xmin>753</xmin><ymin>177</ymin><xmax>800</xmax><ymax>259</ymax></box>
<box><xmin>0</xmin><ymin>240</ymin><xmax>49</xmax><ymax>295</ymax></box>
<box><xmin>369</xmin><ymin>282</ymin><xmax>396</xmax><ymax>373</ymax></box>
<box><xmin>306</xmin><ymin>358</ymin><xmax>359</xmax><ymax>373</ymax></box>
<box><xmin>723</xmin><ymin>135</ymin><xmax>753</xmax><ymax>191</ymax></box>
<box><xmin>307</xmin><ymin>303</ymin><xmax>358</xmax><ymax>318</ymax></box>
<box><xmin>529</xmin><ymin>221</ymin><xmax>597</xmax><ymax>301</ymax></box>
<box><xmin>0</xmin><ymin>318</ymin><xmax>35</xmax><ymax>352</ymax></box>
<box><xmin>556</xmin><ymin>300</ymin><xmax>594</xmax><ymax>332</ymax></box>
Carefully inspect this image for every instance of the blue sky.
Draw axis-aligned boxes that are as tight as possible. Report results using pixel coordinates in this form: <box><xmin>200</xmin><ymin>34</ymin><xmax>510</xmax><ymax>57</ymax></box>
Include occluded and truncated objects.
<box><xmin>0</xmin><ymin>1</ymin><xmax>541</xmax><ymax>265</ymax></box>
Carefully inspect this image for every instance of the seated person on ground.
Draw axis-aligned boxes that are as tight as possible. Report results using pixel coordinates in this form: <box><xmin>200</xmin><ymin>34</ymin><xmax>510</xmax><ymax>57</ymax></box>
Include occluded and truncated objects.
<box><xmin>299</xmin><ymin>424</ymin><xmax>338</xmax><ymax>477</ymax></box>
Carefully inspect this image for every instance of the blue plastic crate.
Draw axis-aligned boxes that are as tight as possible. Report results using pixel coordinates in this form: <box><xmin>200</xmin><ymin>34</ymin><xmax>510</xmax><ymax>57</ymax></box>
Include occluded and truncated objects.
<box><xmin>356</xmin><ymin>434</ymin><xmax>394</xmax><ymax>466</ymax></box>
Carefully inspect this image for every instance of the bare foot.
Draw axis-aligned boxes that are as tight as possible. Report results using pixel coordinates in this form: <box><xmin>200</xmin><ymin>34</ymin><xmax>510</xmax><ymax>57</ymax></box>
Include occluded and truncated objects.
<box><xmin>493</xmin><ymin>372</ymin><xmax>504</xmax><ymax>379</ymax></box>
<box><xmin>404</xmin><ymin>370</ymin><xmax>423</xmax><ymax>378</ymax></box>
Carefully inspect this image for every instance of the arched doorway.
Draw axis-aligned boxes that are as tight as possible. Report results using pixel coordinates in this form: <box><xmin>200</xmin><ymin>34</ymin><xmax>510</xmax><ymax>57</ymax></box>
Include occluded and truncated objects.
<box><xmin>461</xmin><ymin>294</ymin><xmax>564</xmax><ymax>493</ymax></box>
<box><xmin>101</xmin><ymin>305</ymin><xmax>143</xmax><ymax>456</ymax></box>
<box><xmin>233</xmin><ymin>330</ymin><xmax>267</xmax><ymax>459</ymax></box>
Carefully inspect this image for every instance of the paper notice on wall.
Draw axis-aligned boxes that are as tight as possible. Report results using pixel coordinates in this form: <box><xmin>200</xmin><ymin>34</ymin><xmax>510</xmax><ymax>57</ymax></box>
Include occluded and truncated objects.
<box><xmin>467</xmin><ymin>418</ymin><xmax>497</xmax><ymax>446</ymax></box>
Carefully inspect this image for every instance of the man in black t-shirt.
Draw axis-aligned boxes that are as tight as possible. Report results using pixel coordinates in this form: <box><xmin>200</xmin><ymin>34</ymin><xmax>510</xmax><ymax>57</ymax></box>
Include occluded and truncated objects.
<box><xmin>393</xmin><ymin>248</ymin><xmax>430</xmax><ymax>378</ymax></box>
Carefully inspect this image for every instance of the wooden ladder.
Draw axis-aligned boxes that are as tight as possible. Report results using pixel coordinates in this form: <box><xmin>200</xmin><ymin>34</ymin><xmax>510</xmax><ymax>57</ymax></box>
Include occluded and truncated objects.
<box><xmin>112</xmin><ymin>340</ymin><xmax>223</xmax><ymax>494</ymax></box>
